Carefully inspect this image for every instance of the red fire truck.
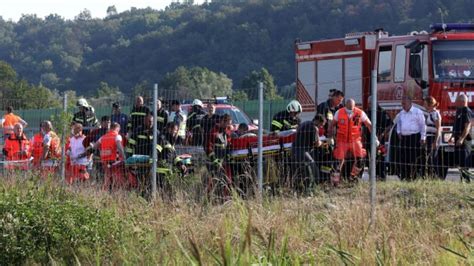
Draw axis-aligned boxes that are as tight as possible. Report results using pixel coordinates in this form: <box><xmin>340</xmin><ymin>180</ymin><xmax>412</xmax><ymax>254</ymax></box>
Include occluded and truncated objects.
<box><xmin>296</xmin><ymin>23</ymin><xmax>474</xmax><ymax>121</ymax></box>
<box><xmin>295</xmin><ymin>23</ymin><xmax>474</xmax><ymax>175</ymax></box>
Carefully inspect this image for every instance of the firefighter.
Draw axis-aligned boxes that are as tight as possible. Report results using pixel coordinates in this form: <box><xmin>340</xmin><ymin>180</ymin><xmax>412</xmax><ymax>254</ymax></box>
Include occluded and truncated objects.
<box><xmin>128</xmin><ymin>96</ymin><xmax>151</xmax><ymax>133</ymax></box>
<box><xmin>126</xmin><ymin>113</ymin><xmax>154</xmax><ymax>157</ymax></box>
<box><xmin>156</xmin><ymin>122</ymin><xmax>183</xmax><ymax>193</ymax></box>
<box><xmin>156</xmin><ymin>99</ymin><xmax>168</xmax><ymax>133</ymax></box>
<box><xmin>125</xmin><ymin>113</ymin><xmax>155</xmax><ymax>192</ymax></box>
<box><xmin>66</xmin><ymin>123</ymin><xmax>90</xmax><ymax>184</ymax></box>
<box><xmin>291</xmin><ymin>114</ymin><xmax>326</xmax><ymax>188</ymax></box>
<box><xmin>329</xmin><ymin>99</ymin><xmax>375</xmax><ymax>184</ymax></box>
<box><xmin>72</xmin><ymin>98</ymin><xmax>98</xmax><ymax>135</ymax></box>
<box><xmin>2</xmin><ymin>123</ymin><xmax>30</xmax><ymax>170</ymax></box>
<box><xmin>271</xmin><ymin>100</ymin><xmax>302</xmax><ymax>132</ymax></box>
<box><xmin>94</xmin><ymin>122</ymin><xmax>126</xmax><ymax>190</ymax></box>
<box><xmin>206</xmin><ymin>114</ymin><xmax>232</xmax><ymax>196</ymax></box>
<box><xmin>317</xmin><ymin>89</ymin><xmax>344</xmax><ymax>136</ymax></box>
<box><xmin>33</xmin><ymin>121</ymin><xmax>61</xmax><ymax>176</ymax></box>
<box><xmin>168</xmin><ymin>100</ymin><xmax>187</xmax><ymax>144</ymax></box>
<box><xmin>1</xmin><ymin>106</ymin><xmax>27</xmax><ymax>139</ymax></box>
<box><xmin>186</xmin><ymin>99</ymin><xmax>207</xmax><ymax>146</ymax></box>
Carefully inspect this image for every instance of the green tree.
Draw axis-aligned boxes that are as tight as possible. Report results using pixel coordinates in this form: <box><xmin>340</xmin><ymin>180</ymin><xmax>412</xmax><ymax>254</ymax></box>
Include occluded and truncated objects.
<box><xmin>240</xmin><ymin>68</ymin><xmax>281</xmax><ymax>100</ymax></box>
<box><xmin>160</xmin><ymin>66</ymin><xmax>233</xmax><ymax>99</ymax></box>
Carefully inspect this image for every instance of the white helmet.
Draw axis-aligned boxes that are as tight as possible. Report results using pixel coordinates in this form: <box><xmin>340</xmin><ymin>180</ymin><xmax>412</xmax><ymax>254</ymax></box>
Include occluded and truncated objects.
<box><xmin>286</xmin><ymin>100</ymin><xmax>302</xmax><ymax>113</ymax></box>
<box><xmin>76</xmin><ymin>98</ymin><xmax>90</xmax><ymax>108</ymax></box>
<box><xmin>192</xmin><ymin>99</ymin><xmax>203</xmax><ymax>107</ymax></box>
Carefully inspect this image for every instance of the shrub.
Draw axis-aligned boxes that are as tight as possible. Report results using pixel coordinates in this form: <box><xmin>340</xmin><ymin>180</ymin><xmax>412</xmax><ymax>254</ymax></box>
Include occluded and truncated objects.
<box><xmin>0</xmin><ymin>181</ymin><xmax>123</xmax><ymax>264</ymax></box>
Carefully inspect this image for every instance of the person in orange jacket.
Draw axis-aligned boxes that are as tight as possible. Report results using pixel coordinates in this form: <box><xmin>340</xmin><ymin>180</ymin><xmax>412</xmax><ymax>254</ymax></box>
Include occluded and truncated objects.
<box><xmin>1</xmin><ymin>106</ymin><xmax>27</xmax><ymax>139</ymax></box>
<box><xmin>2</xmin><ymin>123</ymin><xmax>30</xmax><ymax>170</ymax></box>
<box><xmin>329</xmin><ymin>98</ymin><xmax>375</xmax><ymax>184</ymax></box>
<box><xmin>93</xmin><ymin>122</ymin><xmax>126</xmax><ymax>190</ymax></box>
<box><xmin>29</xmin><ymin>121</ymin><xmax>61</xmax><ymax>176</ymax></box>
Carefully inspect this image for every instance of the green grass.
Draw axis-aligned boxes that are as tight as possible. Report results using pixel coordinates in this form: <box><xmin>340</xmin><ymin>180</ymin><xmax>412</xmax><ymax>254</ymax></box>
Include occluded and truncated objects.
<box><xmin>0</xmin><ymin>173</ymin><xmax>472</xmax><ymax>265</ymax></box>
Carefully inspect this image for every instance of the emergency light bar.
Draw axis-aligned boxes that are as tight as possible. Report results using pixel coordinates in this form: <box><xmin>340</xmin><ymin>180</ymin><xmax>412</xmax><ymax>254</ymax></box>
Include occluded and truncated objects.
<box><xmin>430</xmin><ymin>23</ymin><xmax>474</xmax><ymax>32</ymax></box>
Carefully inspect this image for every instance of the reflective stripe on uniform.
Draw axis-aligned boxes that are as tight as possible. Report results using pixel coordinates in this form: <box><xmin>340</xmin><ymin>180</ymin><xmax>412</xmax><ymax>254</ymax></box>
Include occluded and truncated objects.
<box><xmin>192</xmin><ymin>124</ymin><xmax>201</xmax><ymax>130</ymax></box>
<box><xmin>157</xmin><ymin>116</ymin><xmax>165</xmax><ymax>122</ymax></box>
<box><xmin>164</xmin><ymin>144</ymin><xmax>175</xmax><ymax>151</ymax></box>
<box><xmin>214</xmin><ymin>144</ymin><xmax>225</xmax><ymax>148</ymax></box>
<box><xmin>283</xmin><ymin>120</ymin><xmax>292</xmax><ymax>127</ymax></box>
<box><xmin>157</xmin><ymin>168</ymin><xmax>171</xmax><ymax>174</ymax></box>
<box><xmin>125</xmin><ymin>147</ymin><xmax>134</xmax><ymax>153</ymax></box>
<box><xmin>272</xmin><ymin>120</ymin><xmax>283</xmax><ymax>129</ymax></box>
<box><xmin>131</xmin><ymin>112</ymin><xmax>146</xmax><ymax>116</ymax></box>
<box><xmin>156</xmin><ymin>144</ymin><xmax>163</xmax><ymax>152</ymax></box>
<box><xmin>128</xmin><ymin>138</ymin><xmax>137</xmax><ymax>145</ymax></box>
<box><xmin>138</xmin><ymin>135</ymin><xmax>151</xmax><ymax>140</ymax></box>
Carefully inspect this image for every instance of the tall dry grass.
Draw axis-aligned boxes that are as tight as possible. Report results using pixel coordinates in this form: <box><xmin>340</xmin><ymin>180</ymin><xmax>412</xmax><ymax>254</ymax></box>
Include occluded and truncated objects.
<box><xmin>0</xmin><ymin>172</ymin><xmax>472</xmax><ymax>265</ymax></box>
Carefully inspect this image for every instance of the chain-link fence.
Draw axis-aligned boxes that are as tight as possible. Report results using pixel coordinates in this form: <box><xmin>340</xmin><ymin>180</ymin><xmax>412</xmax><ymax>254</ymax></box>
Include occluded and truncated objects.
<box><xmin>1</xmin><ymin>79</ymin><xmax>472</xmax><ymax>201</ymax></box>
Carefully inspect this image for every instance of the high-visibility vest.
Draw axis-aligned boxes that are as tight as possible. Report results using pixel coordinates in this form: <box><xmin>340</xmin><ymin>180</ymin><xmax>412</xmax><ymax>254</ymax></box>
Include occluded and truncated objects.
<box><xmin>31</xmin><ymin>133</ymin><xmax>44</xmax><ymax>166</ymax></box>
<box><xmin>2</xmin><ymin>113</ymin><xmax>21</xmax><ymax>134</ymax></box>
<box><xmin>100</xmin><ymin>131</ymin><xmax>119</xmax><ymax>161</ymax></box>
<box><xmin>46</xmin><ymin>131</ymin><xmax>61</xmax><ymax>160</ymax></box>
<box><xmin>336</xmin><ymin>107</ymin><xmax>364</xmax><ymax>143</ymax></box>
<box><xmin>4</xmin><ymin>134</ymin><xmax>30</xmax><ymax>161</ymax></box>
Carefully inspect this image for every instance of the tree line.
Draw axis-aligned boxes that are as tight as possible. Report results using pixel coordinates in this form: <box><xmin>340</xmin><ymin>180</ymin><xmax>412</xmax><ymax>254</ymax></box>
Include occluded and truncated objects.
<box><xmin>0</xmin><ymin>0</ymin><xmax>472</xmax><ymax>103</ymax></box>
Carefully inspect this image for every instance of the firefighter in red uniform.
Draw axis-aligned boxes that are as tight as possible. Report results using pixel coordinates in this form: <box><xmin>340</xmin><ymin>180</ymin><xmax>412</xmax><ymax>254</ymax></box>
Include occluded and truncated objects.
<box><xmin>329</xmin><ymin>99</ymin><xmax>376</xmax><ymax>184</ymax></box>
<box><xmin>205</xmin><ymin>114</ymin><xmax>232</xmax><ymax>196</ymax></box>
<box><xmin>2</xmin><ymin>123</ymin><xmax>30</xmax><ymax>170</ymax></box>
<box><xmin>94</xmin><ymin>122</ymin><xmax>126</xmax><ymax>190</ymax></box>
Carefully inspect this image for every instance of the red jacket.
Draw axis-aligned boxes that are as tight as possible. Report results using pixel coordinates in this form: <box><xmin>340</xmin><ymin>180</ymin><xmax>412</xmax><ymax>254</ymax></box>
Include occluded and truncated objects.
<box><xmin>3</xmin><ymin>133</ymin><xmax>30</xmax><ymax>161</ymax></box>
<box><xmin>100</xmin><ymin>130</ymin><xmax>121</xmax><ymax>162</ymax></box>
<box><xmin>336</xmin><ymin>107</ymin><xmax>364</xmax><ymax>143</ymax></box>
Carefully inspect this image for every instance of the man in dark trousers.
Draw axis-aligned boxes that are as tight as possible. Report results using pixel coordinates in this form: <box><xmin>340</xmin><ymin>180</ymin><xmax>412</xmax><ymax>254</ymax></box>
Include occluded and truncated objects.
<box><xmin>291</xmin><ymin>114</ymin><xmax>326</xmax><ymax>187</ymax></box>
<box><xmin>451</xmin><ymin>94</ymin><xmax>472</xmax><ymax>182</ymax></box>
<box><xmin>396</xmin><ymin>96</ymin><xmax>426</xmax><ymax>180</ymax></box>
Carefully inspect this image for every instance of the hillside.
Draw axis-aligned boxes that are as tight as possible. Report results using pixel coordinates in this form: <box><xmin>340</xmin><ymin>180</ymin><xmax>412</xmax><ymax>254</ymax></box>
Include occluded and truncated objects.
<box><xmin>0</xmin><ymin>0</ymin><xmax>472</xmax><ymax>95</ymax></box>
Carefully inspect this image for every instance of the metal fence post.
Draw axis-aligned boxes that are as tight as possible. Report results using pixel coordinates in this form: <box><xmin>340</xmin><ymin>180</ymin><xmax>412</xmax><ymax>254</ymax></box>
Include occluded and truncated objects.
<box><xmin>370</xmin><ymin>70</ymin><xmax>377</xmax><ymax>227</ymax></box>
<box><xmin>60</xmin><ymin>93</ymin><xmax>67</xmax><ymax>182</ymax></box>
<box><xmin>258</xmin><ymin>82</ymin><xmax>264</xmax><ymax>194</ymax></box>
<box><xmin>152</xmin><ymin>84</ymin><xmax>158</xmax><ymax>198</ymax></box>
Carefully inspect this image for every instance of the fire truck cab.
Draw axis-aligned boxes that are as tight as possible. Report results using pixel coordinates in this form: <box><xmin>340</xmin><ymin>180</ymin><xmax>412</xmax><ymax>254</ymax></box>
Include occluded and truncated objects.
<box><xmin>295</xmin><ymin>23</ymin><xmax>474</xmax><ymax>175</ymax></box>
<box><xmin>296</xmin><ymin>23</ymin><xmax>474</xmax><ymax>121</ymax></box>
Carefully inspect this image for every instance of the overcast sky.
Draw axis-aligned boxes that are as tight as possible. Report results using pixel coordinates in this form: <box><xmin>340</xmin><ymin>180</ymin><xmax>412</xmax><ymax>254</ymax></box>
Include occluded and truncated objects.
<box><xmin>1</xmin><ymin>0</ymin><xmax>205</xmax><ymax>21</ymax></box>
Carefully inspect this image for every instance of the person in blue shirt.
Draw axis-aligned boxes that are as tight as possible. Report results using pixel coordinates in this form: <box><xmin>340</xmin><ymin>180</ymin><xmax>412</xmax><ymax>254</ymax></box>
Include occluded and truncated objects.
<box><xmin>111</xmin><ymin>102</ymin><xmax>128</xmax><ymax>135</ymax></box>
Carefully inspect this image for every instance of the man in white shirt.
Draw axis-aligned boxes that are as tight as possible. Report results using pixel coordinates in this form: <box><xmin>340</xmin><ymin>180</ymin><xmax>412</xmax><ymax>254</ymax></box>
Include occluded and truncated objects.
<box><xmin>396</xmin><ymin>96</ymin><xmax>426</xmax><ymax>180</ymax></box>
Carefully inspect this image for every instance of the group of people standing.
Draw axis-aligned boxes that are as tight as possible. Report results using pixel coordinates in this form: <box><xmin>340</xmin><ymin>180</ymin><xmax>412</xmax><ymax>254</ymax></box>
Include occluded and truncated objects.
<box><xmin>1</xmin><ymin>91</ymin><xmax>472</xmax><ymax>193</ymax></box>
<box><xmin>273</xmin><ymin>89</ymin><xmax>472</xmax><ymax>184</ymax></box>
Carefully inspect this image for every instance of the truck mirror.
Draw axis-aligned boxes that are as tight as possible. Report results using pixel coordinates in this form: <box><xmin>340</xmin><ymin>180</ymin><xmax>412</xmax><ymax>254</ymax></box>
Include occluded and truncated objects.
<box><xmin>409</xmin><ymin>54</ymin><xmax>422</xmax><ymax>79</ymax></box>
